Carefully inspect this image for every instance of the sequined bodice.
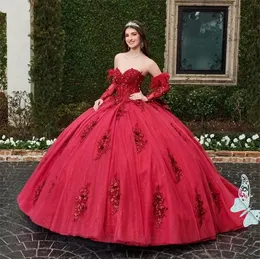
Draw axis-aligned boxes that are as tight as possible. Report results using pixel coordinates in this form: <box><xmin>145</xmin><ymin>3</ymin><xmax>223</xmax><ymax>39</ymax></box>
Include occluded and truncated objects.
<box><xmin>102</xmin><ymin>68</ymin><xmax>170</xmax><ymax>104</ymax></box>
<box><xmin>110</xmin><ymin>68</ymin><xmax>145</xmax><ymax>100</ymax></box>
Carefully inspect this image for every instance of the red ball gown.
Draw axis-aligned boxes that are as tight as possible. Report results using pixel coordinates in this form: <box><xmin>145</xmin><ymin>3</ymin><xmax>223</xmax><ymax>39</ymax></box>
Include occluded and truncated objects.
<box><xmin>17</xmin><ymin>68</ymin><xmax>244</xmax><ymax>246</ymax></box>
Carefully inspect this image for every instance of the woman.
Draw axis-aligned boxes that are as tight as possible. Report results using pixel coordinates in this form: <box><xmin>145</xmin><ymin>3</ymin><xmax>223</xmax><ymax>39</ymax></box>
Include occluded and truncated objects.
<box><xmin>18</xmin><ymin>20</ymin><xmax>244</xmax><ymax>246</ymax></box>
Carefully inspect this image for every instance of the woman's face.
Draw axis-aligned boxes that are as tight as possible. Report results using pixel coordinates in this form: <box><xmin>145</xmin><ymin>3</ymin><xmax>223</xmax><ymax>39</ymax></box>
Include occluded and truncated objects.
<box><xmin>124</xmin><ymin>28</ymin><xmax>141</xmax><ymax>50</ymax></box>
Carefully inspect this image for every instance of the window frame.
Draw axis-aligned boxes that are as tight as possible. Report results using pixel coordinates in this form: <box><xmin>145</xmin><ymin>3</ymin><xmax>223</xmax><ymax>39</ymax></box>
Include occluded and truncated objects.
<box><xmin>165</xmin><ymin>0</ymin><xmax>241</xmax><ymax>85</ymax></box>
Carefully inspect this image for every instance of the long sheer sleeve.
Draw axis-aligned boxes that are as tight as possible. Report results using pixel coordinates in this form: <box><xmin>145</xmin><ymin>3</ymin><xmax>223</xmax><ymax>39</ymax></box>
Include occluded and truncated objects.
<box><xmin>146</xmin><ymin>73</ymin><xmax>170</xmax><ymax>101</ymax></box>
<box><xmin>100</xmin><ymin>83</ymin><xmax>116</xmax><ymax>100</ymax></box>
<box><xmin>100</xmin><ymin>69</ymin><xmax>117</xmax><ymax>100</ymax></box>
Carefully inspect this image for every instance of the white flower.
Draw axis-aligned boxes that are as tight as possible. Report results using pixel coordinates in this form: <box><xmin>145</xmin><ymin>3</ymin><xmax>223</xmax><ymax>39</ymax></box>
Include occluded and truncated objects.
<box><xmin>210</xmin><ymin>134</ymin><xmax>215</xmax><ymax>138</ymax></box>
<box><xmin>200</xmin><ymin>136</ymin><xmax>205</xmax><ymax>140</ymax></box>
<box><xmin>2</xmin><ymin>135</ymin><xmax>6</xmax><ymax>140</ymax></box>
<box><xmin>233</xmin><ymin>138</ymin><xmax>238</xmax><ymax>143</ymax></box>
<box><xmin>194</xmin><ymin>137</ymin><xmax>199</xmax><ymax>141</ymax></box>
<box><xmin>204</xmin><ymin>134</ymin><xmax>208</xmax><ymax>137</ymax></box>
<box><xmin>205</xmin><ymin>142</ymin><xmax>209</xmax><ymax>146</ymax></box>
<box><xmin>245</xmin><ymin>143</ymin><xmax>250</xmax><ymax>148</ymax></box>
<box><xmin>222</xmin><ymin>136</ymin><xmax>230</xmax><ymax>141</ymax></box>
<box><xmin>199</xmin><ymin>139</ymin><xmax>204</xmax><ymax>145</ymax></box>
<box><xmin>239</xmin><ymin>134</ymin><xmax>245</xmax><ymax>140</ymax></box>
<box><xmin>231</xmin><ymin>143</ymin><xmax>236</xmax><ymax>148</ymax></box>
<box><xmin>40</xmin><ymin>137</ymin><xmax>46</xmax><ymax>141</ymax></box>
<box><xmin>217</xmin><ymin>141</ymin><xmax>221</xmax><ymax>146</ymax></box>
<box><xmin>246</xmin><ymin>138</ymin><xmax>252</xmax><ymax>143</ymax></box>
<box><xmin>252</xmin><ymin>134</ymin><xmax>259</xmax><ymax>140</ymax></box>
<box><xmin>221</xmin><ymin>136</ymin><xmax>230</xmax><ymax>145</ymax></box>
<box><xmin>5</xmin><ymin>139</ymin><xmax>10</xmax><ymax>144</ymax></box>
<box><xmin>46</xmin><ymin>140</ymin><xmax>52</xmax><ymax>146</ymax></box>
<box><xmin>206</xmin><ymin>138</ymin><xmax>211</xmax><ymax>143</ymax></box>
<box><xmin>53</xmin><ymin>138</ymin><xmax>57</xmax><ymax>142</ymax></box>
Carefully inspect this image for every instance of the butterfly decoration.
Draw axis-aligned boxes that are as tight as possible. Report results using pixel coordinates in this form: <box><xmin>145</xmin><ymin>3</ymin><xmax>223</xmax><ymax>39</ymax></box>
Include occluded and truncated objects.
<box><xmin>230</xmin><ymin>174</ymin><xmax>260</xmax><ymax>227</ymax></box>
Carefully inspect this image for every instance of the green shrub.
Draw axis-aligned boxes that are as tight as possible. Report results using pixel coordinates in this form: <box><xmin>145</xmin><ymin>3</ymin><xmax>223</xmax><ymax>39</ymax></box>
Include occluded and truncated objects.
<box><xmin>0</xmin><ymin>12</ymin><xmax>7</xmax><ymax>91</ymax></box>
<box><xmin>187</xmin><ymin>87</ymin><xmax>219</xmax><ymax>124</ymax></box>
<box><xmin>0</xmin><ymin>92</ymin><xmax>7</xmax><ymax>126</ymax></box>
<box><xmin>30</xmin><ymin>0</ymin><xmax>65</xmax><ymax>137</ymax></box>
<box><xmin>0</xmin><ymin>91</ymin><xmax>33</xmax><ymax>140</ymax></box>
<box><xmin>165</xmin><ymin>86</ymin><xmax>193</xmax><ymax>120</ymax></box>
<box><xmin>55</xmin><ymin>102</ymin><xmax>91</xmax><ymax>131</ymax></box>
<box><xmin>8</xmin><ymin>91</ymin><xmax>33</xmax><ymax>129</ymax></box>
<box><xmin>224</xmin><ymin>89</ymin><xmax>246</xmax><ymax>122</ymax></box>
<box><xmin>237</xmin><ymin>0</ymin><xmax>260</xmax><ymax>125</ymax></box>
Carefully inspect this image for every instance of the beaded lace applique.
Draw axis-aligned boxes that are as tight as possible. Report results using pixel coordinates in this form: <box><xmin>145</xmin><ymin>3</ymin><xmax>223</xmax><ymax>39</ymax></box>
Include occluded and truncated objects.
<box><xmin>195</xmin><ymin>189</ymin><xmax>206</xmax><ymax>227</ymax></box>
<box><xmin>109</xmin><ymin>178</ymin><xmax>121</xmax><ymax>214</ymax></box>
<box><xmin>95</xmin><ymin>129</ymin><xmax>111</xmax><ymax>159</ymax></box>
<box><xmin>74</xmin><ymin>183</ymin><xmax>91</xmax><ymax>221</ymax></box>
<box><xmin>81</xmin><ymin>119</ymin><xmax>98</xmax><ymax>140</ymax></box>
<box><xmin>168</xmin><ymin>153</ymin><xmax>182</xmax><ymax>183</ymax></box>
<box><xmin>133</xmin><ymin>124</ymin><xmax>147</xmax><ymax>153</ymax></box>
<box><xmin>153</xmin><ymin>185</ymin><xmax>168</xmax><ymax>227</ymax></box>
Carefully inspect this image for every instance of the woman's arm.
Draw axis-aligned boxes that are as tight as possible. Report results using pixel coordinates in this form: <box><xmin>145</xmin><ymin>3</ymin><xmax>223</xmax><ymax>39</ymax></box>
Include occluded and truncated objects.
<box><xmin>94</xmin><ymin>55</ymin><xmax>119</xmax><ymax>111</ymax></box>
<box><xmin>99</xmin><ymin>55</ymin><xmax>119</xmax><ymax>100</ymax></box>
<box><xmin>145</xmin><ymin>61</ymin><xmax>170</xmax><ymax>101</ymax></box>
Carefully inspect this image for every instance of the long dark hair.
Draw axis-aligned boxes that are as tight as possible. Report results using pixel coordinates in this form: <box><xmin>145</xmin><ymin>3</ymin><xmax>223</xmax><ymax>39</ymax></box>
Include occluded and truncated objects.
<box><xmin>122</xmin><ymin>20</ymin><xmax>150</xmax><ymax>57</ymax></box>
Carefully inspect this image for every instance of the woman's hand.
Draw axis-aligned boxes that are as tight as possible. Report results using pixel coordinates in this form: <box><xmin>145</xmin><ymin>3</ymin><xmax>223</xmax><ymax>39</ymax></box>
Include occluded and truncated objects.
<box><xmin>93</xmin><ymin>99</ymin><xmax>104</xmax><ymax>111</ymax></box>
<box><xmin>129</xmin><ymin>92</ymin><xmax>148</xmax><ymax>102</ymax></box>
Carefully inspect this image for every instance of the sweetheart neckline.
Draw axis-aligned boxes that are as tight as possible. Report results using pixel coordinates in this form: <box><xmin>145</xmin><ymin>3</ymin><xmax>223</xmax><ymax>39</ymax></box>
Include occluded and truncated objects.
<box><xmin>114</xmin><ymin>67</ymin><xmax>144</xmax><ymax>77</ymax></box>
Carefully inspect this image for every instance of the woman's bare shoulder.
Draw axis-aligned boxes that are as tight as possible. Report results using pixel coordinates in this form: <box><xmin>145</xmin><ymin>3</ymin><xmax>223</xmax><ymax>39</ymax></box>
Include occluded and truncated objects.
<box><xmin>114</xmin><ymin>52</ymin><xmax>126</xmax><ymax>60</ymax></box>
<box><xmin>114</xmin><ymin>53</ymin><xmax>126</xmax><ymax>67</ymax></box>
<box><xmin>143</xmin><ymin>57</ymin><xmax>161</xmax><ymax>76</ymax></box>
<box><xmin>142</xmin><ymin>56</ymin><xmax>155</xmax><ymax>67</ymax></box>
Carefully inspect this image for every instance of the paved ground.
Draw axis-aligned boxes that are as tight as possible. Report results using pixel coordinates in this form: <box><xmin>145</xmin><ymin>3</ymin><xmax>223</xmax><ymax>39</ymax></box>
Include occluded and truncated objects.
<box><xmin>0</xmin><ymin>162</ymin><xmax>259</xmax><ymax>259</ymax></box>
